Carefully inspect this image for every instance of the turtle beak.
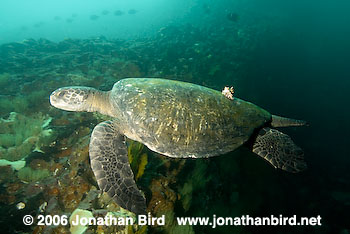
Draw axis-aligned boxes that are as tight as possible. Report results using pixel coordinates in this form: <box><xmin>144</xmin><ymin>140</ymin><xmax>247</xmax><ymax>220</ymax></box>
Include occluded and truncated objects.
<box><xmin>49</xmin><ymin>90</ymin><xmax>59</xmax><ymax>106</ymax></box>
<box><xmin>49</xmin><ymin>91</ymin><xmax>57</xmax><ymax>106</ymax></box>
<box><xmin>49</xmin><ymin>89</ymin><xmax>59</xmax><ymax>104</ymax></box>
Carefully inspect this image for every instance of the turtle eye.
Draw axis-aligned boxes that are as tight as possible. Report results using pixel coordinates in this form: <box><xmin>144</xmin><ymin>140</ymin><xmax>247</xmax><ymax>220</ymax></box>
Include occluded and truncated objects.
<box><xmin>58</xmin><ymin>90</ymin><xmax>66</xmax><ymax>98</ymax></box>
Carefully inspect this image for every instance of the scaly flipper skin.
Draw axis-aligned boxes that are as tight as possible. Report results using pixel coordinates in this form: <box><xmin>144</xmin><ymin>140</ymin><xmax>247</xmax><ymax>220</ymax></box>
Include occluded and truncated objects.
<box><xmin>252</xmin><ymin>128</ymin><xmax>307</xmax><ymax>173</ymax></box>
<box><xmin>89</xmin><ymin>120</ymin><xmax>146</xmax><ymax>214</ymax></box>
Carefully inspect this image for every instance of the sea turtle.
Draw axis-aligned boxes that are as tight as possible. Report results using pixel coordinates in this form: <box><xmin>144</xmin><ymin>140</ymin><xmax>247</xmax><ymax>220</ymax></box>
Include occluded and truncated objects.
<box><xmin>49</xmin><ymin>78</ymin><xmax>307</xmax><ymax>214</ymax></box>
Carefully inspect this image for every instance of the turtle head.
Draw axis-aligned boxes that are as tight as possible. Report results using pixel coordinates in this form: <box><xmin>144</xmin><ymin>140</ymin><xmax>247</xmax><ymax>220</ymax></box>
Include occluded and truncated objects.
<box><xmin>50</xmin><ymin>86</ymin><xmax>98</xmax><ymax>112</ymax></box>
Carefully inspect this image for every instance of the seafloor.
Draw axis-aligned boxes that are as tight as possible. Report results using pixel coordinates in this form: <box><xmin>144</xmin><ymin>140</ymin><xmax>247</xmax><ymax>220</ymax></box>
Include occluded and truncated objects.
<box><xmin>0</xmin><ymin>24</ymin><xmax>348</xmax><ymax>234</ymax></box>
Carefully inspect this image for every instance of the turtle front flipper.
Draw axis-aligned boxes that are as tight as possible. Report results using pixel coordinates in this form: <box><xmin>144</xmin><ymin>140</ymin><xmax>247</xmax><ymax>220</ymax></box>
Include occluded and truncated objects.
<box><xmin>252</xmin><ymin>128</ymin><xmax>307</xmax><ymax>173</ymax></box>
<box><xmin>89</xmin><ymin>121</ymin><xmax>146</xmax><ymax>214</ymax></box>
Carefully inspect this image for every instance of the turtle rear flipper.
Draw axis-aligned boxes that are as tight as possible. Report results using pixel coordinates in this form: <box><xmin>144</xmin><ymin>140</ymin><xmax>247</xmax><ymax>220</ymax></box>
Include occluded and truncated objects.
<box><xmin>252</xmin><ymin>128</ymin><xmax>307</xmax><ymax>173</ymax></box>
<box><xmin>89</xmin><ymin>121</ymin><xmax>146</xmax><ymax>215</ymax></box>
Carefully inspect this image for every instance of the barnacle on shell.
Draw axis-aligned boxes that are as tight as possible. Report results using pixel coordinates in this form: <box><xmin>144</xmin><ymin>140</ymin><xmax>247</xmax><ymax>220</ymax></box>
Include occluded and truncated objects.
<box><xmin>221</xmin><ymin>86</ymin><xmax>234</xmax><ymax>100</ymax></box>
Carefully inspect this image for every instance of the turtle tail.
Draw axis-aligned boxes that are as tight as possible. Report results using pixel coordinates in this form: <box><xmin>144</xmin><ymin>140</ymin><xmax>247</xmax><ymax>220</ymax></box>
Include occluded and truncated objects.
<box><xmin>271</xmin><ymin>115</ymin><xmax>308</xmax><ymax>128</ymax></box>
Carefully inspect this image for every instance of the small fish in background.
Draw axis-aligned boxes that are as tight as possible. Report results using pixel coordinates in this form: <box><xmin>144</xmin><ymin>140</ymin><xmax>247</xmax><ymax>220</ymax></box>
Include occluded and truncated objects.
<box><xmin>114</xmin><ymin>10</ymin><xmax>124</xmax><ymax>16</ymax></box>
<box><xmin>102</xmin><ymin>10</ymin><xmax>109</xmax><ymax>15</ymax></box>
<box><xmin>66</xmin><ymin>18</ymin><xmax>73</xmax><ymax>23</ymax></box>
<box><xmin>90</xmin><ymin>15</ymin><xmax>99</xmax><ymax>20</ymax></box>
<box><xmin>53</xmin><ymin>16</ymin><xmax>62</xmax><ymax>21</ymax></box>
<box><xmin>227</xmin><ymin>12</ymin><xmax>239</xmax><ymax>22</ymax></box>
<box><xmin>128</xmin><ymin>9</ymin><xmax>137</xmax><ymax>15</ymax></box>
